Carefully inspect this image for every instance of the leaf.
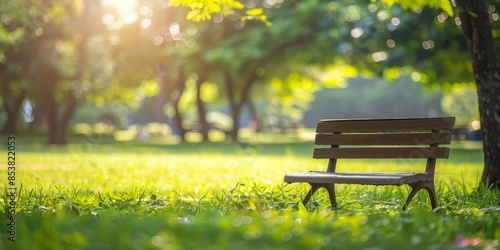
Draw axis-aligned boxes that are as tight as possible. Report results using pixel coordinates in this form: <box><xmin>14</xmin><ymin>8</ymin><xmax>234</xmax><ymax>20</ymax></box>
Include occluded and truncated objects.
<box><xmin>141</xmin><ymin>79</ymin><xmax>160</xmax><ymax>96</ymax></box>
<box><xmin>380</xmin><ymin>0</ymin><xmax>454</xmax><ymax>16</ymax></box>
<box><xmin>95</xmin><ymin>95</ymin><xmax>105</xmax><ymax>107</ymax></box>
<box><xmin>231</xmin><ymin>1</ymin><xmax>245</xmax><ymax>9</ymax></box>
<box><xmin>383</xmin><ymin>67</ymin><xmax>400</xmax><ymax>81</ymax></box>
<box><xmin>200</xmin><ymin>82</ymin><xmax>219</xmax><ymax>103</ymax></box>
<box><xmin>168</xmin><ymin>0</ymin><xmax>182</xmax><ymax>7</ymax></box>
<box><xmin>186</xmin><ymin>9</ymin><xmax>201</xmax><ymax>21</ymax></box>
<box><xmin>170</xmin><ymin>0</ymin><xmax>246</xmax><ymax>21</ymax></box>
<box><xmin>342</xmin><ymin>65</ymin><xmax>358</xmax><ymax>78</ymax></box>
<box><xmin>298</xmin><ymin>201</ymin><xmax>308</xmax><ymax>218</ymax></box>
<box><xmin>246</xmin><ymin>8</ymin><xmax>264</xmax><ymax>17</ymax></box>
<box><xmin>467</xmin><ymin>11</ymin><xmax>478</xmax><ymax>18</ymax></box>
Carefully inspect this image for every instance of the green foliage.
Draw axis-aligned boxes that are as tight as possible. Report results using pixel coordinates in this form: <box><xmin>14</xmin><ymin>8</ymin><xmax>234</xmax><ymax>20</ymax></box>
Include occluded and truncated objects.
<box><xmin>178</xmin><ymin>76</ymin><xmax>198</xmax><ymax>114</ymax></box>
<box><xmin>0</xmin><ymin>26</ymin><xmax>24</xmax><ymax>46</ymax></box>
<box><xmin>263</xmin><ymin>73</ymin><xmax>318</xmax><ymax>128</ymax></box>
<box><xmin>97</xmin><ymin>109</ymin><xmax>125</xmax><ymax>130</ymax></box>
<box><xmin>167</xmin><ymin>0</ymin><xmax>271</xmax><ymax>25</ymax></box>
<box><xmin>200</xmin><ymin>81</ymin><xmax>220</xmax><ymax>103</ymax></box>
<box><xmin>308</xmin><ymin>63</ymin><xmax>358</xmax><ymax>88</ymax></box>
<box><xmin>141</xmin><ymin>79</ymin><xmax>161</xmax><ymax>97</ymax></box>
<box><xmin>441</xmin><ymin>85</ymin><xmax>479</xmax><ymax>127</ymax></box>
<box><xmin>169</xmin><ymin>0</ymin><xmax>245</xmax><ymax>21</ymax></box>
<box><xmin>304</xmin><ymin>77</ymin><xmax>444</xmax><ymax>127</ymax></box>
<box><xmin>2</xmin><ymin>0</ymin><xmax>499</xmax><ymax>144</ymax></box>
<box><xmin>5</xmin><ymin>207</ymin><xmax>500</xmax><ymax>249</ymax></box>
<box><xmin>379</xmin><ymin>0</ymin><xmax>454</xmax><ymax>16</ymax></box>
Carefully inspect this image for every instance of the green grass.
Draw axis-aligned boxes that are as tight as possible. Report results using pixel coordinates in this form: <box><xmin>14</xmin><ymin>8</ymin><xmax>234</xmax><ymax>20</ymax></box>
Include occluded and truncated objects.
<box><xmin>1</xmin><ymin>135</ymin><xmax>499</xmax><ymax>249</ymax></box>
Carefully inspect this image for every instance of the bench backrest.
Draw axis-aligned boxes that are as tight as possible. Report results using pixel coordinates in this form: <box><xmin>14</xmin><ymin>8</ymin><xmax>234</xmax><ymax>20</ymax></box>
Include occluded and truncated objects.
<box><xmin>314</xmin><ymin>117</ymin><xmax>455</xmax><ymax>172</ymax></box>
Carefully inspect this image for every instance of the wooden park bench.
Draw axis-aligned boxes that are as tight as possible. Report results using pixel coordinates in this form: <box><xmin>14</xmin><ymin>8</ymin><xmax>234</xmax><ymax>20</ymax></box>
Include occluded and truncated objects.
<box><xmin>284</xmin><ymin>117</ymin><xmax>455</xmax><ymax>210</ymax></box>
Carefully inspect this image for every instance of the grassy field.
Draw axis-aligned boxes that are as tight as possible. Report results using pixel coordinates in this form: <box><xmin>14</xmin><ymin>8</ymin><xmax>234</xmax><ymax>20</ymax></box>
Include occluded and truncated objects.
<box><xmin>1</xmin><ymin>134</ymin><xmax>499</xmax><ymax>249</ymax></box>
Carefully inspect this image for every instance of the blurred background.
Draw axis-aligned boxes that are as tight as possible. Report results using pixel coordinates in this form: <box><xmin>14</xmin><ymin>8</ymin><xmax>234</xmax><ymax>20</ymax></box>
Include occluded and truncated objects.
<box><xmin>1</xmin><ymin>0</ymin><xmax>497</xmax><ymax>144</ymax></box>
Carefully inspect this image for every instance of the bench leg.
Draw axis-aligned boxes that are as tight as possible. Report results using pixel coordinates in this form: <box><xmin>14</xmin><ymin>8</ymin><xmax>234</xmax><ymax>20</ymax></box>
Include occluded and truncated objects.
<box><xmin>324</xmin><ymin>184</ymin><xmax>337</xmax><ymax>208</ymax></box>
<box><xmin>403</xmin><ymin>182</ymin><xmax>437</xmax><ymax>210</ymax></box>
<box><xmin>302</xmin><ymin>183</ymin><xmax>337</xmax><ymax>208</ymax></box>
<box><xmin>302</xmin><ymin>184</ymin><xmax>319</xmax><ymax>206</ymax></box>
<box><xmin>425</xmin><ymin>183</ymin><xmax>438</xmax><ymax>209</ymax></box>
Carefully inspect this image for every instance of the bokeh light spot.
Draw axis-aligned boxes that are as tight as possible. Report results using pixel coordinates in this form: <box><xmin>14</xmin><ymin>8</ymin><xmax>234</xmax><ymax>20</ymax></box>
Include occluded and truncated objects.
<box><xmin>386</xmin><ymin>39</ymin><xmax>395</xmax><ymax>48</ymax></box>
<box><xmin>350</xmin><ymin>27</ymin><xmax>363</xmax><ymax>38</ymax></box>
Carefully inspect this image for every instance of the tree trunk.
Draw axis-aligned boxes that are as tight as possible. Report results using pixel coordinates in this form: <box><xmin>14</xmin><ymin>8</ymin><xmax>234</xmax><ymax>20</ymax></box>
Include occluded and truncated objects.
<box><xmin>43</xmin><ymin>0</ymin><xmax>95</xmax><ymax>145</ymax></box>
<box><xmin>223</xmin><ymin>70</ymin><xmax>258</xmax><ymax>141</ymax></box>
<box><xmin>246</xmin><ymin>98</ymin><xmax>262</xmax><ymax>132</ymax></box>
<box><xmin>1</xmin><ymin>89</ymin><xmax>27</xmax><ymax>134</ymax></box>
<box><xmin>58</xmin><ymin>91</ymin><xmax>79</xmax><ymax>144</ymax></box>
<box><xmin>42</xmin><ymin>90</ymin><xmax>78</xmax><ymax>145</ymax></box>
<box><xmin>29</xmin><ymin>105</ymin><xmax>44</xmax><ymax>133</ymax></box>
<box><xmin>195</xmin><ymin>76</ymin><xmax>210</xmax><ymax>141</ymax></box>
<box><xmin>42</xmin><ymin>85</ymin><xmax>61</xmax><ymax>145</ymax></box>
<box><xmin>156</xmin><ymin>68</ymin><xmax>166</xmax><ymax>123</ymax></box>
<box><xmin>223</xmin><ymin>71</ymin><xmax>240</xmax><ymax>140</ymax></box>
<box><xmin>36</xmin><ymin>60</ymin><xmax>78</xmax><ymax>145</ymax></box>
<box><xmin>457</xmin><ymin>0</ymin><xmax>500</xmax><ymax>189</ymax></box>
<box><xmin>172</xmin><ymin>70</ymin><xmax>187</xmax><ymax>141</ymax></box>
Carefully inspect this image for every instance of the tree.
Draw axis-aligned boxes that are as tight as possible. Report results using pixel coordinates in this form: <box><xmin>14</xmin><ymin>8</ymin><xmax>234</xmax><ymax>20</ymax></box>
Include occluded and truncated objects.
<box><xmin>171</xmin><ymin>0</ymin><xmax>500</xmax><ymax>188</ymax></box>
<box><xmin>0</xmin><ymin>0</ymin><xmax>107</xmax><ymax>144</ymax></box>
<box><xmin>199</xmin><ymin>0</ymin><xmax>355</xmax><ymax>140</ymax></box>
<box><xmin>454</xmin><ymin>0</ymin><xmax>500</xmax><ymax>188</ymax></box>
<box><xmin>114</xmin><ymin>0</ymin><xmax>365</xmax><ymax>142</ymax></box>
<box><xmin>107</xmin><ymin>0</ymin><xmax>215</xmax><ymax>141</ymax></box>
<box><xmin>40</xmin><ymin>0</ymin><xmax>103</xmax><ymax>144</ymax></box>
<box><xmin>373</xmin><ymin>0</ymin><xmax>499</xmax><ymax>187</ymax></box>
<box><xmin>0</xmin><ymin>0</ymin><xmax>34</xmax><ymax>133</ymax></box>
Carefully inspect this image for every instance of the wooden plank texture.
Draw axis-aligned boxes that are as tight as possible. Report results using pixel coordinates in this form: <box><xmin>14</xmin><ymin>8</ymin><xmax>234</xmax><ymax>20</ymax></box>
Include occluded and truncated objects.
<box><xmin>315</xmin><ymin>132</ymin><xmax>452</xmax><ymax>145</ymax></box>
<box><xmin>284</xmin><ymin>172</ymin><xmax>433</xmax><ymax>185</ymax></box>
<box><xmin>313</xmin><ymin>147</ymin><xmax>450</xmax><ymax>159</ymax></box>
<box><xmin>316</xmin><ymin>117</ymin><xmax>455</xmax><ymax>133</ymax></box>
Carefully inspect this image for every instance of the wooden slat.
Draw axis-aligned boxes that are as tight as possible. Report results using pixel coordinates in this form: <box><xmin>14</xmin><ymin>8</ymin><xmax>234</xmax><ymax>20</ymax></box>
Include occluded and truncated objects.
<box><xmin>315</xmin><ymin>132</ymin><xmax>452</xmax><ymax>146</ymax></box>
<box><xmin>313</xmin><ymin>147</ymin><xmax>450</xmax><ymax>159</ymax></box>
<box><xmin>284</xmin><ymin>172</ymin><xmax>433</xmax><ymax>185</ymax></box>
<box><xmin>316</xmin><ymin>117</ymin><xmax>455</xmax><ymax>133</ymax></box>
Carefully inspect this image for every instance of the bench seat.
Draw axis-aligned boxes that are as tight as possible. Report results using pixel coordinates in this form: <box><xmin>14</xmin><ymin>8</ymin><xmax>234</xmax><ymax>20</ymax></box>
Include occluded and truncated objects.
<box><xmin>285</xmin><ymin>172</ymin><xmax>433</xmax><ymax>185</ymax></box>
